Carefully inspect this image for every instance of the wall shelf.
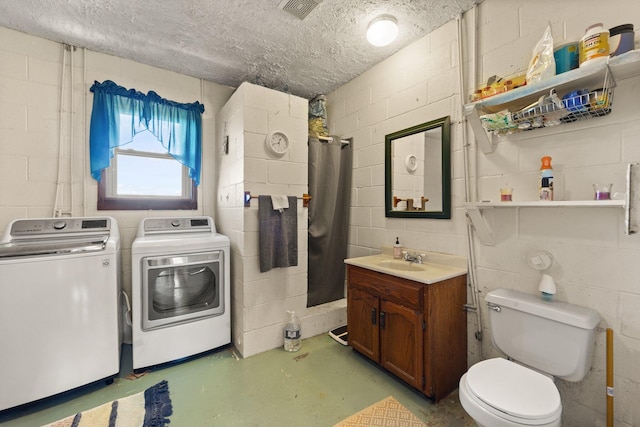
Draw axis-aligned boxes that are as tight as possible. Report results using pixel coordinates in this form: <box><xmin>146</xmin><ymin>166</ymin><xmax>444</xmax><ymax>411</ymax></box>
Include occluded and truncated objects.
<box><xmin>466</xmin><ymin>164</ymin><xmax>640</xmax><ymax>245</ymax></box>
<box><xmin>466</xmin><ymin>200</ymin><xmax>625</xmax><ymax>209</ymax></box>
<box><xmin>464</xmin><ymin>50</ymin><xmax>640</xmax><ymax>153</ymax></box>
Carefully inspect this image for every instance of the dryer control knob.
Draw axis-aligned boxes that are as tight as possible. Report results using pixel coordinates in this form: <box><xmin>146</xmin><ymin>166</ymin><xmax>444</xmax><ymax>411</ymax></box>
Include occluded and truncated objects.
<box><xmin>53</xmin><ymin>220</ymin><xmax>67</xmax><ymax>230</ymax></box>
<box><xmin>171</xmin><ymin>220</ymin><xmax>181</xmax><ymax>228</ymax></box>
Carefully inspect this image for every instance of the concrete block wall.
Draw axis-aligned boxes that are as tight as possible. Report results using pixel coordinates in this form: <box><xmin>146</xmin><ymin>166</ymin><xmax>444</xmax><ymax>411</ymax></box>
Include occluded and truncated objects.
<box><xmin>0</xmin><ymin>28</ymin><xmax>69</xmax><ymax>224</ymax></box>
<box><xmin>327</xmin><ymin>1</ymin><xmax>640</xmax><ymax>425</ymax></box>
<box><xmin>0</xmin><ymin>25</ymin><xmax>234</xmax><ymax>333</ymax></box>
<box><xmin>327</xmin><ymin>19</ymin><xmax>468</xmax><ymax>261</ymax></box>
<box><xmin>216</xmin><ymin>82</ymin><xmax>346</xmax><ymax>358</ymax></box>
<box><xmin>471</xmin><ymin>2</ymin><xmax>640</xmax><ymax>426</ymax></box>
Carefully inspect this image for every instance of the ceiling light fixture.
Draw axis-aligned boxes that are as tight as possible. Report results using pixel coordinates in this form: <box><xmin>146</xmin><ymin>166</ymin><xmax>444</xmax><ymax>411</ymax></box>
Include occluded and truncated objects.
<box><xmin>366</xmin><ymin>15</ymin><xmax>398</xmax><ymax>47</ymax></box>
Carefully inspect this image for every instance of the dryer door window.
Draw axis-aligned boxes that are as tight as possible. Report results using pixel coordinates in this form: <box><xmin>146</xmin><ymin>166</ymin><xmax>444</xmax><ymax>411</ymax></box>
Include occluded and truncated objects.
<box><xmin>142</xmin><ymin>251</ymin><xmax>224</xmax><ymax>331</ymax></box>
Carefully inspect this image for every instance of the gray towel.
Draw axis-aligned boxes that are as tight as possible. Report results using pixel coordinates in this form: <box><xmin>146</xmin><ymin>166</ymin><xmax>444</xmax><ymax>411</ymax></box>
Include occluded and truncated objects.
<box><xmin>258</xmin><ymin>195</ymin><xmax>298</xmax><ymax>273</ymax></box>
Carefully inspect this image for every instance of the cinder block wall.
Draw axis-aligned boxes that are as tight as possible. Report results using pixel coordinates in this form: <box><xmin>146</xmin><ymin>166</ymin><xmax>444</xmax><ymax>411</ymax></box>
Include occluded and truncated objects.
<box><xmin>326</xmin><ymin>1</ymin><xmax>640</xmax><ymax>425</ymax></box>
<box><xmin>0</xmin><ymin>26</ymin><xmax>234</xmax><ymax>306</ymax></box>
<box><xmin>216</xmin><ymin>82</ymin><xmax>346</xmax><ymax>358</ymax></box>
<box><xmin>327</xmin><ymin>19</ymin><xmax>467</xmax><ymax>258</ymax></box>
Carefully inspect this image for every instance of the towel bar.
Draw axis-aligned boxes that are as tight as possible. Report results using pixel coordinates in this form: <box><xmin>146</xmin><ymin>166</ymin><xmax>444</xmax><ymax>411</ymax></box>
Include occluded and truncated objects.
<box><xmin>244</xmin><ymin>192</ymin><xmax>312</xmax><ymax>208</ymax></box>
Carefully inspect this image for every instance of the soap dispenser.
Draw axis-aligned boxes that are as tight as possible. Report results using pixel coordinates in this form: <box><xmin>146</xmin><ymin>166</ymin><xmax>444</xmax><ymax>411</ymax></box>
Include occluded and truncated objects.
<box><xmin>393</xmin><ymin>237</ymin><xmax>403</xmax><ymax>259</ymax></box>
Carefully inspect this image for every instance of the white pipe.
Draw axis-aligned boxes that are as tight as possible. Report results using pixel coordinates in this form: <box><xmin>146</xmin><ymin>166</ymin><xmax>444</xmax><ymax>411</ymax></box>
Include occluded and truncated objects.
<box><xmin>52</xmin><ymin>45</ymin><xmax>67</xmax><ymax>218</ymax></box>
<box><xmin>469</xmin><ymin>4</ymin><xmax>484</xmax><ymax>348</ymax></box>
<box><xmin>69</xmin><ymin>45</ymin><xmax>74</xmax><ymax>216</ymax></box>
<box><xmin>200</xmin><ymin>78</ymin><xmax>205</xmax><ymax>216</ymax></box>
<box><xmin>82</xmin><ymin>47</ymin><xmax>87</xmax><ymax>216</ymax></box>
<box><xmin>457</xmin><ymin>8</ymin><xmax>483</xmax><ymax>353</ymax></box>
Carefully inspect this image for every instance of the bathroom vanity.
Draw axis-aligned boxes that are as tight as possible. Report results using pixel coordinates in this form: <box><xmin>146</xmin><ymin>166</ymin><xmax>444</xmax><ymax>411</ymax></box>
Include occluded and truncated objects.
<box><xmin>345</xmin><ymin>252</ymin><xmax>467</xmax><ymax>402</ymax></box>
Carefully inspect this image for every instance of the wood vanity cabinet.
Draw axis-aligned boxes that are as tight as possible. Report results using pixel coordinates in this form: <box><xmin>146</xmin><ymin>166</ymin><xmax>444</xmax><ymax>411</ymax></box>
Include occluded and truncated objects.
<box><xmin>346</xmin><ymin>265</ymin><xmax>467</xmax><ymax>402</ymax></box>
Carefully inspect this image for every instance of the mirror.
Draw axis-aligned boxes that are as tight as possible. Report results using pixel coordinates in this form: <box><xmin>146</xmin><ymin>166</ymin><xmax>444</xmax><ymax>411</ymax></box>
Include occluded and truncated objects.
<box><xmin>385</xmin><ymin>116</ymin><xmax>451</xmax><ymax>219</ymax></box>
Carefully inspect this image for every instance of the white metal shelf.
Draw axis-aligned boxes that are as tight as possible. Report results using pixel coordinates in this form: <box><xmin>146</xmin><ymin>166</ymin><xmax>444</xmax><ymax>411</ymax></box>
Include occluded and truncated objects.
<box><xmin>465</xmin><ymin>164</ymin><xmax>639</xmax><ymax>245</ymax></box>
<box><xmin>464</xmin><ymin>50</ymin><xmax>640</xmax><ymax>153</ymax></box>
<box><xmin>466</xmin><ymin>200</ymin><xmax>625</xmax><ymax>209</ymax></box>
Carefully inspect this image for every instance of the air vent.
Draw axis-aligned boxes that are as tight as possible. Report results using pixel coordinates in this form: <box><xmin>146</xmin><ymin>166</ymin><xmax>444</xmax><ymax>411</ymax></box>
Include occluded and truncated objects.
<box><xmin>279</xmin><ymin>0</ymin><xmax>323</xmax><ymax>20</ymax></box>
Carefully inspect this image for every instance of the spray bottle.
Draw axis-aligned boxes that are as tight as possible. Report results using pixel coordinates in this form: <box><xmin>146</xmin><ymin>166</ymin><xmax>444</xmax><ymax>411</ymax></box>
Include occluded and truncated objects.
<box><xmin>539</xmin><ymin>156</ymin><xmax>554</xmax><ymax>200</ymax></box>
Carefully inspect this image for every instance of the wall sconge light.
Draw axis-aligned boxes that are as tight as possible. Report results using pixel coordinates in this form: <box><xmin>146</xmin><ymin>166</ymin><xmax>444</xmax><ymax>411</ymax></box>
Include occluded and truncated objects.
<box><xmin>366</xmin><ymin>15</ymin><xmax>398</xmax><ymax>47</ymax></box>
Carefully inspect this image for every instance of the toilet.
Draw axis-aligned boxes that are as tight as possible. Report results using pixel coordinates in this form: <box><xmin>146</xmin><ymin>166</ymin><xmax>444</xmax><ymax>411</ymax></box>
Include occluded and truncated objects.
<box><xmin>459</xmin><ymin>288</ymin><xmax>600</xmax><ymax>427</ymax></box>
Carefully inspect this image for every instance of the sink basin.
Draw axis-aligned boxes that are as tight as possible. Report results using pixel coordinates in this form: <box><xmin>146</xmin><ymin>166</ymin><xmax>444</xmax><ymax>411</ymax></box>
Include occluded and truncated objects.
<box><xmin>345</xmin><ymin>251</ymin><xmax>467</xmax><ymax>284</ymax></box>
<box><xmin>376</xmin><ymin>260</ymin><xmax>426</xmax><ymax>271</ymax></box>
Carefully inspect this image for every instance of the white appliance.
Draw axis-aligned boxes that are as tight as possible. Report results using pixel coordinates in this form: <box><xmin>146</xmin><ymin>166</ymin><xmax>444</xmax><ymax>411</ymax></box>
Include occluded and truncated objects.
<box><xmin>458</xmin><ymin>288</ymin><xmax>600</xmax><ymax>427</ymax></box>
<box><xmin>0</xmin><ymin>217</ymin><xmax>121</xmax><ymax>411</ymax></box>
<box><xmin>131</xmin><ymin>216</ymin><xmax>230</xmax><ymax>370</ymax></box>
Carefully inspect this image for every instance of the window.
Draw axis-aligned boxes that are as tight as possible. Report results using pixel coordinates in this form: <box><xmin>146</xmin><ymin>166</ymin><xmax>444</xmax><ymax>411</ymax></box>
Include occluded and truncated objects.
<box><xmin>89</xmin><ymin>80</ymin><xmax>204</xmax><ymax>211</ymax></box>
<box><xmin>97</xmin><ymin>126</ymin><xmax>197</xmax><ymax>210</ymax></box>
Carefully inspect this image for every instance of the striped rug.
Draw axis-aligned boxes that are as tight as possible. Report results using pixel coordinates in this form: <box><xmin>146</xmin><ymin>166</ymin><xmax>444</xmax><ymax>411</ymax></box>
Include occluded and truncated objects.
<box><xmin>334</xmin><ymin>396</ymin><xmax>427</xmax><ymax>427</ymax></box>
<box><xmin>42</xmin><ymin>380</ymin><xmax>172</xmax><ymax>427</ymax></box>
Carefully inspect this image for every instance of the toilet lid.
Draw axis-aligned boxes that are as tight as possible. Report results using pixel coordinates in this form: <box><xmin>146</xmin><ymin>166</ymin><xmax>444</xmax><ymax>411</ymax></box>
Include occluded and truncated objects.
<box><xmin>466</xmin><ymin>358</ymin><xmax>561</xmax><ymax>421</ymax></box>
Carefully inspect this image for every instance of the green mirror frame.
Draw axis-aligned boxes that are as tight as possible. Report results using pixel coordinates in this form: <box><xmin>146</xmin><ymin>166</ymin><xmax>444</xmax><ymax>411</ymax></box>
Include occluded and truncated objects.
<box><xmin>384</xmin><ymin>115</ymin><xmax>451</xmax><ymax>219</ymax></box>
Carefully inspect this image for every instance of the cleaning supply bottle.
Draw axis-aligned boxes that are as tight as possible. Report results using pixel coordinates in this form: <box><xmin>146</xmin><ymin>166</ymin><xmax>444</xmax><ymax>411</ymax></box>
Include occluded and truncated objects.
<box><xmin>539</xmin><ymin>156</ymin><xmax>554</xmax><ymax>200</ymax></box>
<box><xmin>393</xmin><ymin>237</ymin><xmax>403</xmax><ymax>259</ymax></box>
<box><xmin>284</xmin><ymin>310</ymin><xmax>301</xmax><ymax>352</ymax></box>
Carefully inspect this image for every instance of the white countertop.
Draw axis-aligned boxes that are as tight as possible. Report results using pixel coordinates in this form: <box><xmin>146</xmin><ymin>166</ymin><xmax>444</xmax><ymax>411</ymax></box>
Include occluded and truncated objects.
<box><xmin>344</xmin><ymin>250</ymin><xmax>467</xmax><ymax>285</ymax></box>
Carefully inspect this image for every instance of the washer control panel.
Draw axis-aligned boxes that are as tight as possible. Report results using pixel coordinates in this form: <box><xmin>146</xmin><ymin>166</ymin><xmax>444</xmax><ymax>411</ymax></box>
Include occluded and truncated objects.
<box><xmin>9</xmin><ymin>218</ymin><xmax>110</xmax><ymax>237</ymax></box>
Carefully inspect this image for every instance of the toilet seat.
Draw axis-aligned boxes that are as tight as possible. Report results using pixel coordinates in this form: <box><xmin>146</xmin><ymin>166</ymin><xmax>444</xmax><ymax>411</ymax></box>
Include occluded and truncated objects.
<box><xmin>466</xmin><ymin>358</ymin><xmax>561</xmax><ymax>424</ymax></box>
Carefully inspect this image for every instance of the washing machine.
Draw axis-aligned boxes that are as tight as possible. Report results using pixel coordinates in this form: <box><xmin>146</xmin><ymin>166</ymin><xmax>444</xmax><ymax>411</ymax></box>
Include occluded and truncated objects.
<box><xmin>0</xmin><ymin>217</ymin><xmax>121</xmax><ymax>411</ymax></box>
<box><xmin>131</xmin><ymin>216</ymin><xmax>230</xmax><ymax>370</ymax></box>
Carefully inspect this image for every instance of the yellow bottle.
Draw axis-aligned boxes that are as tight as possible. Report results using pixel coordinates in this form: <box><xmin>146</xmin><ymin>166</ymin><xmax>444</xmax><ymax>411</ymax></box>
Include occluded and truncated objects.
<box><xmin>579</xmin><ymin>23</ymin><xmax>609</xmax><ymax>67</ymax></box>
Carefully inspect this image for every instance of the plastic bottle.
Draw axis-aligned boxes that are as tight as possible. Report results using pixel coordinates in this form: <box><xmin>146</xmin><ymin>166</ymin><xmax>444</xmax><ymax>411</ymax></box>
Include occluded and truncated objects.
<box><xmin>539</xmin><ymin>156</ymin><xmax>554</xmax><ymax>201</ymax></box>
<box><xmin>579</xmin><ymin>23</ymin><xmax>609</xmax><ymax>67</ymax></box>
<box><xmin>393</xmin><ymin>237</ymin><xmax>403</xmax><ymax>259</ymax></box>
<box><xmin>284</xmin><ymin>310</ymin><xmax>301</xmax><ymax>352</ymax></box>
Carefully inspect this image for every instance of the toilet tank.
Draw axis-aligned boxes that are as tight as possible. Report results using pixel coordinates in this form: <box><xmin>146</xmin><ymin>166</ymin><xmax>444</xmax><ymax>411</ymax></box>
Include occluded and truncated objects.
<box><xmin>486</xmin><ymin>288</ymin><xmax>600</xmax><ymax>382</ymax></box>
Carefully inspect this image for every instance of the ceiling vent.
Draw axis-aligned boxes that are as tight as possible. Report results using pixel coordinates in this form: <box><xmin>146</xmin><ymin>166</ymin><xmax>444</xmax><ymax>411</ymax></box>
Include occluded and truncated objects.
<box><xmin>279</xmin><ymin>0</ymin><xmax>323</xmax><ymax>20</ymax></box>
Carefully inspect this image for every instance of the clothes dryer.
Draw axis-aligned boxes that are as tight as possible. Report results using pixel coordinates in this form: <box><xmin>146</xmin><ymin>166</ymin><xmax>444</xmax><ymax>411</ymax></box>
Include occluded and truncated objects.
<box><xmin>131</xmin><ymin>216</ymin><xmax>230</xmax><ymax>370</ymax></box>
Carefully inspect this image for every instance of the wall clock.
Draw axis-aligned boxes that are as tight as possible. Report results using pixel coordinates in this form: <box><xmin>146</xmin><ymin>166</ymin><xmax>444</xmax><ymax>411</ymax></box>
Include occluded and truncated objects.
<box><xmin>404</xmin><ymin>154</ymin><xmax>418</xmax><ymax>172</ymax></box>
<box><xmin>266</xmin><ymin>131</ymin><xmax>289</xmax><ymax>156</ymax></box>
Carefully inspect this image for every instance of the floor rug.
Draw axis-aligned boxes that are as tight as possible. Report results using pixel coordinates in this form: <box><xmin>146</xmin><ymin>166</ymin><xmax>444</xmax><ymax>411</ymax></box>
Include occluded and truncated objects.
<box><xmin>42</xmin><ymin>380</ymin><xmax>172</xmax><ymax>427</ymax></box>
<box><xmin>334</xmin><ymin>396</ymin><xmax>427</xmax><ymax>427</ymax></box>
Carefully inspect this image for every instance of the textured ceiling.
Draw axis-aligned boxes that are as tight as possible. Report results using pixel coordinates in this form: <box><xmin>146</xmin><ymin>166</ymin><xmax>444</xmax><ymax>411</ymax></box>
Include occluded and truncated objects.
<box><xmin>0</xmin><ymin>0</ymin><xmax>478</xmax><ymax>99</ymax></box>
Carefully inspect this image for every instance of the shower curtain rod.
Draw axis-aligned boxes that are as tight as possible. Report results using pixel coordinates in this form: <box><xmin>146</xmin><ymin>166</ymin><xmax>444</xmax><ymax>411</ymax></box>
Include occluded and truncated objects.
<box><xmin>243</xmin><ymin>191</ymin><xmax>312</xmax><ymax>208</ymax></box>
<box><xmin>317</xmin><ymin>136</ymin><xmax>350</xmax><ymax>145</ymax></box>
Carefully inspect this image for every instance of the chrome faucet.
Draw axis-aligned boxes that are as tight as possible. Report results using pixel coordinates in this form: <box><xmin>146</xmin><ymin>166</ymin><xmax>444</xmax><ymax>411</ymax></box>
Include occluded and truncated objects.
<box><xmin>403</xmin><ymin>251</ymin><xmax>425</xmax><ymax>264</ymax></box>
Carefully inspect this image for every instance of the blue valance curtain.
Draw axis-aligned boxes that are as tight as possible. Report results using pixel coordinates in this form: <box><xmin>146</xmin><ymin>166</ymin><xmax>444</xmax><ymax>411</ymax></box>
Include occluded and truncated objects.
<box><xmin>89</xmin><ymin>80</ymin><xmax>205</xmax><ymax>185</ymax></box>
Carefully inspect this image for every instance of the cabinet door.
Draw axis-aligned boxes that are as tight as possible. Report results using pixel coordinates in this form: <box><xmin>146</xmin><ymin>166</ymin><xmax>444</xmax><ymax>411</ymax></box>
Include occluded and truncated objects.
<box><xmin>347</xmin><ymin>287</ymin><xmax>380</xmax><ymax>362</ymax></box>
<box><xmin>379</xmin><ymin>300</ymin><xmax>423</xmax><ymax>389</ymax></box>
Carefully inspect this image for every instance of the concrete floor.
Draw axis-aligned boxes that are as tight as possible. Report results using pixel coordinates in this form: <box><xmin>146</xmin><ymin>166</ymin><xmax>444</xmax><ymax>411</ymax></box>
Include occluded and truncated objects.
<box><xmin>0</xmin><ymin>335</ymin><xmax>475</xmax><ymax>426</ymax></box>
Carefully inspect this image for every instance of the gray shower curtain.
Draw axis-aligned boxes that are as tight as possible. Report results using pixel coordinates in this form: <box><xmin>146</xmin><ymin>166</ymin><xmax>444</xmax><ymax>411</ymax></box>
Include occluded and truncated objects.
<box><xmin>307</xmin><ymin>136</ymin><xmax>352</xmax><ymax>307</ymax></box>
